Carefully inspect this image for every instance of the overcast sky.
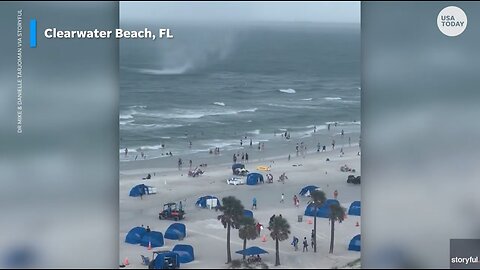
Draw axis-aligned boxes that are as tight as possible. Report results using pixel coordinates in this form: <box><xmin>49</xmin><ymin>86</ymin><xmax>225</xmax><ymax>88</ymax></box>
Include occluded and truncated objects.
<box><xmin>121</xmin><ymin>1</ymin><xmax>360</xmax><ymax>24</ymax></box>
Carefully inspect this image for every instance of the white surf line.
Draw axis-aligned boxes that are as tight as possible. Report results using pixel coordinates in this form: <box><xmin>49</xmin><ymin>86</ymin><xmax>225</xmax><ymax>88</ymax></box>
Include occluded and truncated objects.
<box><xmin>188</xmin><ymin>228</ymin><xmax>293</xmax><ymax>255</ymax></box>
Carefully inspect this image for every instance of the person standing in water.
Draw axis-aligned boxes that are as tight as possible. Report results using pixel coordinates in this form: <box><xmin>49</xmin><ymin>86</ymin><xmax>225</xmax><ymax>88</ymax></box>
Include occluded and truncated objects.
<box><xmin>125</xmin><ymin>148</ymin><xmax>128</xmax><ymax>157</ymax></box>
<box><xmin>178</xmin><ymin>158</ymin><xmax>182</xmax><ymax>170</ymax></box>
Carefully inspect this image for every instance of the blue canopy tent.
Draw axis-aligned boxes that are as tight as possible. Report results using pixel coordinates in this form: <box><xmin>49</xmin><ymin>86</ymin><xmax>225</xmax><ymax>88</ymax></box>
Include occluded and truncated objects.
<box><xmin>348</xmin><ymin>201</ymin><xmax>361</xmax><ymax>216</ymax></box>
<box><xmin>246</xmin><ymin>173</ymin><xmax>263</xmax><ymax>185</ymax></box>
<box><xmin>172</xmin><ymin>244</ymin><xmax>195</xmax><ymax>263</ymax></box>
<box><xmin>299</xmin><ymin>185</ymin><xmax>320</xmax><ymax>197</ymax></box>
<box><xmin>152</xmin><ymin>251</ymin><xmax>180</xmax><ymax>269</ymax></box>
<box><xmin>348</xmin><ymin>234</ymin><xmax>361</xmax><ymax>251</ymax></box>
<box><xmin>304</xmin><ymin>199</ymin><xmax>340</xmax><ymax>218</ymax></box>
<box><xmin>243</xmin><ymin>210</ymin><xmax>254</xmax><ymax>218</ymax></box>
<box><xmin>140</xmin><ymin>231</ymin><xmax>164</xmax><ymax>248</ymax></box>
<box><xmin>164</xmin><ymin>223</ymin><xmax>186</xmax><ymax>240</ymax></box>
<box><xmin>195</xmin><ymin>195</ymin><xmax>221</xmax><ymax>208</ymax></box>
<box><xmin>235</xmin><ymin>246</ymin><xmax>269</xmax><ymax>256</ymax></box>
<box><xmin>125</xmin><ymin>226</ymin><xmax>147</xmax><ymax>244</ymax></box>
<box><xmin>129</xmin><ymin>184</ymin><xmax>155</xmax><ymax>197</ymax></box>
<box><xmin>232</xmin><ymin>163</ymin><xmax>245</xmax><ymax>173</ymax></box>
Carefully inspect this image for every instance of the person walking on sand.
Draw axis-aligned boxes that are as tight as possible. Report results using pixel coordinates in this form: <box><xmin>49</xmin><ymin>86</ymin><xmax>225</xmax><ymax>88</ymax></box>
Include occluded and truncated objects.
<box><xmin>314</xmin><ymin>125</ymin><xmax>317</xmax><ymax>133</ymax></box>
<box><xmin>178</xmin><ymin>158</ymin><xmax>182</xmax><ymax>171</ymax></box>
<box><xmin>233</xmin><ymin>154</ymin><xmax>237</xmax><ymax>163</ymax></box>
<box><xmin>334</xmin><ymin>189</ymin><xmax>339</xmax><ymax>199</ymax></box>
<box><xmin>280</xmin><ymin>193</ymin><xmax>285</xmax><ymax>203</ymax></box>
<box><xmin>189</xmin><ymin>159</ymin><xmax>192</xmax><ymax>169</ymax></box>
<box><xmin>256</xmin><ymin>222</ymin><xmax>262</xmax><ymax>236</ymax></box>
<box><xmin>303</xmin><ymin>237</ymin><xmax>309</xmax><ymax>252</ymax></box>
<box><xmin>328</xmin><ymin>123</ymin><xmax>331</xmax><ymax>131</ymax></box>
<box><xmin>270</xmin><ymin>214</ymin><xmax>276</xmax><ymax>224</ymax></box>
<box><xmin>293</xmin><ymin>195</ymin><xmax>298</xmax><ymax>206</ymax></box>
<box><xmin>125</xmin><ymin>148</ymin><xmax>128</xmax><ymax>157</ymax></box>
<box><xmin>245</xmin><ymin>153</ymin><xmax>249</xmax><ymax>163</ymax></box>
<box><xmin>291</xmin><ymin>236</ymin><xmax>299</xmax><ymax>251</ymax></box>
<box><xmin>332</xmin><ymin>139</ymin><xmax>336</xmax><ymax>150</ymax></box>
<box><xmin>252</xmin><ymin>197</ymin><xmax>257</xmax><ymax>210</ymax></box>
<box><xmin>341</xmin><ymin>129</ymin><xmax>344</xmax><ymax>136</ymax></box>
<box><xmin>288</xmin><ymin>154</ymin><xmax>291</xmax><ymax>161</ymax></box>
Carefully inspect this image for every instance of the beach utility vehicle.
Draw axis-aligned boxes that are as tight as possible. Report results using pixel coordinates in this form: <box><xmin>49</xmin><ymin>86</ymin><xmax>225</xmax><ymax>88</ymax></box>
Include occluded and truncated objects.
<box><xmin>159</xmin><ymin>203</ymin><xmax>185</xmax><ymax>221</ymax></box>
<box><xmin>148</xmin><ymin>251</ymin><xmax>180</xmax><ymax>269</ymax></box>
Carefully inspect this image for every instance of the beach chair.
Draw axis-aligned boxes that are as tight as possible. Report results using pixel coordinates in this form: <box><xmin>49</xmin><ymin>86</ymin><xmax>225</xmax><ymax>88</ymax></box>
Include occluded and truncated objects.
<box><xmin>141</xmin><ymin>255</ymin><xmax>150</xmax><ymax>266</ymax></box>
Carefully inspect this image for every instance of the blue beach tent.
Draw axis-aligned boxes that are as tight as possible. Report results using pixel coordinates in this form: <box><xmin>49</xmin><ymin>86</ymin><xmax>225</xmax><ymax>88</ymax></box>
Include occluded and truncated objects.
<box><xmin>243</xmin><ymin>209</ymin><xmax>254</xmax><ymax>218</ymax></box>
<box><xmin>125</xmin><ymin>226</ymin><xmax>147</xmax><ymax>244</ymax></box>
<box><xmin>195</xmin><ymin>195</ymin><xmax>221</xmax><ymax>208</ymax></box>
<box><xmin>246</xmin><ymin>173</ymin><xmax>263</xmax><ymax>185</ymax></box>
<box><xmin>348</xmin><ymin>201</ymin><xmax>361</xmax><ymax>216</ymax></box>
<box><xmin>140</xmin><ymin>231</ymin><xmax>164</xmax><ymax>248</ymax></box>
<box><xmin>129</xmin><ymin>184</ymin><xmax>155</xmax><ymax>197</ymax></box>
<box><xmin>348</xmin><ymin>234</ymin><xmax>361</xmax><ymax>251</ymax></box>
<box><xmin>235</xmin><ymin>246</ymin><xmax>269</xmax><ymax>256</ymax></box>
<box><xmin>164</xmin><ymin>223</ymin><xmax>186</xmax><ymax>240</ymax></box>
<box><xmin>172</xmin><ymin>244</ymin><xmax>195</xmax><ymax>263</ymax></box>
<box><xmin>299</xmin><ymin>185</ymin><xmax>320</xmax><ymax>197</ymax></box>
<box><xmin>304</xmin><ymin>199</ymin><xmax>340</xmax><ymax>218</ymax></box>
<box><xmin>232</xmin><ymin>163</ymin><xmax>245</xmax><ymax>173</ymax></box>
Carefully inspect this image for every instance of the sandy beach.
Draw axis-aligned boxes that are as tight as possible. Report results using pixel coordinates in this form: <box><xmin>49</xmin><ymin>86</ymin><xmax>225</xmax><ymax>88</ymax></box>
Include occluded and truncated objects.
<box><xmin>119</xmin><ymin>143</ymin><xmax>361</xmax><ymax>269</ymax></box>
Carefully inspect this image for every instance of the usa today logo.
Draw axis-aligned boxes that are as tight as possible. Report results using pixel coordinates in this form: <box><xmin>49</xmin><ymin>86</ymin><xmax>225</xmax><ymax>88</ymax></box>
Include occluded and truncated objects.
<box><xmin>437</xmin><ymin>6</ymin><xmax>467</xmax><ymax>37</ymax></box>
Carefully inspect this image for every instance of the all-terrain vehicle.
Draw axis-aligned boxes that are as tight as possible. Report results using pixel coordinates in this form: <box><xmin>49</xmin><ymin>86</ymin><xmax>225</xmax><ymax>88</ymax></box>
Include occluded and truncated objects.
<box><xmin>159</xmin><ymin>203</ymin><xmax>185</xmax><ymax>221</ymax></box>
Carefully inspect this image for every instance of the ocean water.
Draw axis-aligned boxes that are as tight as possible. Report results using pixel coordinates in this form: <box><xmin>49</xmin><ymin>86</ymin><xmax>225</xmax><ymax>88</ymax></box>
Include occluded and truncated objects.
<box><xmin>120</xmin><ymin>23</ymin><xmax>360</xmax><ymax>164</ymax></box>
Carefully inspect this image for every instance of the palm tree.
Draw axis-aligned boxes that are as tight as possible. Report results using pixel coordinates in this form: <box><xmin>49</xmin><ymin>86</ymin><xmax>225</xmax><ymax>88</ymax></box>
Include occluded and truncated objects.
<box><xmin>268</xmin><ymin>215</ymin><xmax>291</xmax><ymax>266</ymax></box>
<box><xmin>310</xmin><ymin>190</ymin><xmax>326</xmax><ymax>253</ymax></box>
<box><xmin>329</xmin><ymin>204</ymin><xmax>346</xmax><ymax>254</ymax></box>
<box><xmin>218</xmin><ymin>196</ymin><xmax>245</xmax><ymax>263</ymax></box>
<box><xmin>238</xmin><ymin>216</ymin><xmax>258</xmax><ymax>260</ymax></box>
